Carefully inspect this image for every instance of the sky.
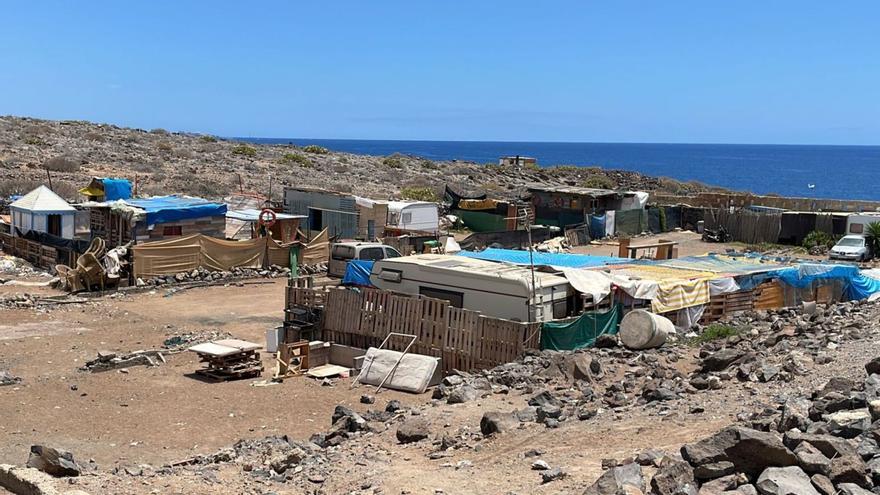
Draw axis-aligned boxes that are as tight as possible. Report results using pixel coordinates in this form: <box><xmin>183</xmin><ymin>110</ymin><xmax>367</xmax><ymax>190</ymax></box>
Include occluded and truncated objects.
<box><xmin>0</xmin><ymin>1</ymin><xmax>878</xmax><ymax>144</ymax></box>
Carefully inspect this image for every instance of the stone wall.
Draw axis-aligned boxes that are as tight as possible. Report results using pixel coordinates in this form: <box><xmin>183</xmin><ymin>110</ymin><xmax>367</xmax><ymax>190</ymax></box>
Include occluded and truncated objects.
<box><xmin>651</xmin><ymin>192</ymin><xmax>880</xmax><ymax>213</ymax></box>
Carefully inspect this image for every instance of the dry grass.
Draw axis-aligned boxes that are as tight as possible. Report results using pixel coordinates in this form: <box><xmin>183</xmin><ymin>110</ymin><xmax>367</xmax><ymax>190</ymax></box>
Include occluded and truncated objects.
<box><xmin>44</xmin><ymin>155</ymin><xmax>80</xmax><ymax>172</ymax></box>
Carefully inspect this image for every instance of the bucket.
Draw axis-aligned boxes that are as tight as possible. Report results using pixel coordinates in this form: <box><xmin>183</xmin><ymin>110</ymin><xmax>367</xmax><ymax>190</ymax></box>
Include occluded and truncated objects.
<box><xmin>619</xmin><ymin>310</ymin><xmax>674</xmax><ymax>350</ymax></box>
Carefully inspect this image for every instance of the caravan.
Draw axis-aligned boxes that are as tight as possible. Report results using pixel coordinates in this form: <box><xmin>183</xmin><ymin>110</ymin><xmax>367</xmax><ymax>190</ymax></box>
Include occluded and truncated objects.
<box><xmin>370</xmin><ymin>254</ymin><xmax>573</xmax><ymax>322</ymax></box>
<box><xmin>384</xmin><ymin>201</ymin><xmax>439</xmax><ymax>234</ymax></box>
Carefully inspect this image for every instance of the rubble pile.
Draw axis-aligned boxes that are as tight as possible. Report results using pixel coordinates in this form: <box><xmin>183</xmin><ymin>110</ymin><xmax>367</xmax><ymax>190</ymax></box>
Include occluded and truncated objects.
<box><xmin>0</xmin><ymin>293</ymin><xmax>38</xmax><ymax>308</ymax></box>
<box><xmin>435</xmin><ymin>339</ymin><xmax>691</xmax><ymax>430</ymax></box>
<box><xmin>692</xmin><ymin>301</ymin><xmax>878</xmax><ymax>389</ymax></box>
<box><xmin>0</xmin><ymin>255</ymin><xmax>47</xmax><ymax>278</ymax></box>
<box><xmin>578</xmin><ymin>356</ymin><xmax>880</xmax><ymax>495</ymax></box>
<box><xmin>1</xmin><ymin>369</ymin><xmax>22</xmax><ymax>386</ymax></box>
<box><xmin>137</xmin><ymin>263</ymin><xmax>326</xmax><ymax>287</ymax></box>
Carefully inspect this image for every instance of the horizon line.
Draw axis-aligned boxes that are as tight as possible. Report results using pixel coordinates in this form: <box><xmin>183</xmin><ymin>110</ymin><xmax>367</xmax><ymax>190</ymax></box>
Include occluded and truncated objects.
<box><xmin>233</xmin><ymin>135</ymin><xmax>880</xmax><ymax>148</ymax></box>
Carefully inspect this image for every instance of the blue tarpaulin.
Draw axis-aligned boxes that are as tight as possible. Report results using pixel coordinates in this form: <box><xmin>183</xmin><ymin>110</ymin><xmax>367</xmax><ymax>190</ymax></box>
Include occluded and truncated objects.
<box><xmin>590</xmin><ymin>214</ymin><xmax>606</xmax><ymax>239</ymax></box>
<box><xmin>774</xmin><ymin>263</ymin><xmax>880</xmax><ymax>301</ymax></box>
<box><xmin>125</xmin><ymin>196</ymin><xmax>227</xmax><ymax>225</ymax></box>
<box><xmin>342</xmin><ymin>260</ymin><xmax>374</xmax><ymax>287</ymax></box>
<box><xmin>101</xmin><ymin>178</ymin><xmax>132</xmax><ymax>201</ymax></box>
<box><xmin>456</xmin><ymin>248</ymin><xmax>624</xmax><ymax>269</ymax></box>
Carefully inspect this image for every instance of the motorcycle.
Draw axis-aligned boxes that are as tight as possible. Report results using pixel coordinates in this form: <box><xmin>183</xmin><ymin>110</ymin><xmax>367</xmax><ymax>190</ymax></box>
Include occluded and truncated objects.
<box><xmin>702</xmin><ymin>226</ymin><xmax>731</xmax><ymax>243</ymax></box>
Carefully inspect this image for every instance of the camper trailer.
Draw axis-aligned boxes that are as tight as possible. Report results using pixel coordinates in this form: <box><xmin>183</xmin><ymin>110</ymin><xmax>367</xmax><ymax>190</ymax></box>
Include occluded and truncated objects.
<box><xmin>370</xmin><ymin>254</ymin><xmax>573</xmax><ymax>322</ymax></box>
<box><xmin>384</xmin><ymin>201</ymin><xmax>439</xmax><ymax>234</ymax></box>
<box><xmin>845</xmin><ymin>213</ymin><xmax>880</xmax><ymax>236</ymax></box>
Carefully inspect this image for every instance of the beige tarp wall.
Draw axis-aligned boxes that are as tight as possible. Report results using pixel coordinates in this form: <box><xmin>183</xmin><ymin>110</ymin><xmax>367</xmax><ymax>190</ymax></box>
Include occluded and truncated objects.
<box><xmin>133</xmin><ymin>229</ymin><xmax>330</xmax><ymax>278</ymax></box>
<box><xmin>301</xmin><ymin>229</ymin><xmax>329</xmax><ymax>265</ymax></box>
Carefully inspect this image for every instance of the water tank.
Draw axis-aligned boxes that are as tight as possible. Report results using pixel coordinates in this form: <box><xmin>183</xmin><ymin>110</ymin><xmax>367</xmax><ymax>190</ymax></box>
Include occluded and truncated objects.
<box><xmin>619</xmin><ymin>310</ymin><xmax>674</xmax><ymax>350</ymax></box>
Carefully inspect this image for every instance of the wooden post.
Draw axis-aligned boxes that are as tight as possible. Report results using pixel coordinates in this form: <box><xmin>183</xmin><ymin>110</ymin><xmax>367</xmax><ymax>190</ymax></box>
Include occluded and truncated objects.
<box><xmin>45</xmin><ymin>168</ymin><xmax>53</xmax><ymax>191</ymax></box>
<box><xmin>618</xmin><ymin>237</ymin><xmax>631</xmax><ymax>258</ymax></box>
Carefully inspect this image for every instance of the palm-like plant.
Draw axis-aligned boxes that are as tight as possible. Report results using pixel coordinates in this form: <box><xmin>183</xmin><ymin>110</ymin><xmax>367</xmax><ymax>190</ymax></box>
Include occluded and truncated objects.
<box><xmin>866</xmin><ymin>221</ymin><xmax>880</xmax><ymax>259</ymax></box>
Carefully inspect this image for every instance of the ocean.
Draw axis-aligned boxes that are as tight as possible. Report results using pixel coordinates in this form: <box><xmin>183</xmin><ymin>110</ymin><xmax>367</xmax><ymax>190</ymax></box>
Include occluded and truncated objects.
<box><xmin>241</xmin><ymin>138</ymin><xmax>880</xmax><ymax>201</ymax></box>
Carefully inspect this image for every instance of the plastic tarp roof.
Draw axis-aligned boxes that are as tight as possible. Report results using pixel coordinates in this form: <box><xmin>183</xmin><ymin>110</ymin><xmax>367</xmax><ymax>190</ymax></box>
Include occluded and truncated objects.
<box><xmin>774</xmin><ymin>263</ymin><xmax>880</xmax><ymax>301</ymax></box>
<box><xmin>342</xmin><ymin>260</ymin><xmax>375</xmax><ymax>287</ymax></box>
<box><xmin>643</xmin><ymin>254</ymin><xmax>786</xmax><ymax>276</ymax></box>
<box><xmin>456</xmin><ymin>248</ymin><xmax>625</xmax><ymax>269</ymax></box>
<box><xmin>102</xmin><ymin>179</ymin><xmax>132</xmax><ymax>201</ymax></box>
<box><xmin>123</xmin><ymin>196</ymin><xmax>227</xmax><ymax>225</ymax></box>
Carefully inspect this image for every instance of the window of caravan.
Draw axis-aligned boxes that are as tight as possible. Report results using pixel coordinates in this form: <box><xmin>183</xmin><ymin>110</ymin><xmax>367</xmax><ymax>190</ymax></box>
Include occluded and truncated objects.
<box><xmin>552</xmin><ymin>299</ymin><xmax>568</xmax><ymax>320</ymax></box>
<box><xmin>419</xmin><ymin>287</ymin><xmax>463</xmax><ymax>308</ymax></box>
<box><xmin>358</xmin><ymin>247</ymin><xmax>385</xmax><ymax>261</ymax></box>
<box><xmin>332</xmin><ymin>245</ymin><xmax>355</xmax><ymax>261</ymax></box>
<box><xmin>851</xmin><ymin>223</ymin><xmax>864</xmax><ymax>234</ymax></box>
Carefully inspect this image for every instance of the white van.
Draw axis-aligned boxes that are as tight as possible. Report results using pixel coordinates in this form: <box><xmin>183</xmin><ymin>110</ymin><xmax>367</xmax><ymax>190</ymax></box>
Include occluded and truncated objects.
<box><xmin>370</xmin><ymin>254</ymin><xmax>573</xmax><ymax>322</ymax></box>
<box><xmin>328</xmin><ymin>242</ymin><xmax>402</xmax><ymax>278</ymax></box>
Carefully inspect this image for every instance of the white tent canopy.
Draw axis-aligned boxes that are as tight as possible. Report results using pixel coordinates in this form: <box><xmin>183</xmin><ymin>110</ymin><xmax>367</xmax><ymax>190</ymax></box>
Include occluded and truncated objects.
<box><xmin>10</xmin><ymin>185</ymin><xmax>77</xmax><ymax>239</ymax></box>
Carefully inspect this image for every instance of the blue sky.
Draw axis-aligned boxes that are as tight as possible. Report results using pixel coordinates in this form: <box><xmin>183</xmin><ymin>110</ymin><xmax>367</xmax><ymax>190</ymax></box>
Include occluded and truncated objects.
<box><xmin>1</xmin><ymin>1</ymin><xmax>877</xmax><ymax>144</ymax></box>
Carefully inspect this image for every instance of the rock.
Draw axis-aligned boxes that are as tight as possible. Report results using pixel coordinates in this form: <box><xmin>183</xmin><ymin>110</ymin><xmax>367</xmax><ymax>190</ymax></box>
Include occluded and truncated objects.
<box><xmin>0</xmin><ymin>370</ymin><xmax>21</xmax><ymax>386</ymax></box>
<box><xmin>594</xmin><ymin>334</ymin><xmax>618</xmax><ymax>348</ymax></box>
<box><xmin>693</xmin><ymin>461</ymin><xmax>736</xmax><ymax>480</ymax></box>
<box><xmin>442</xmin><ymin>375</ymin><xmax>463</xmax><ymax>387</ymax></box>
<box><xmin>808</xmin><ymin>474</ymin><xmax>835</xmax><ymax>495</ymax></box>
<box><xmin>537</xmin><ymin>404</ymin><xmax>562</xmax><ymax>422</ymax></box>
<box><xmin>396</xmin><ymin>418</ymin><xmax>430</xmax><ymax>444</ymax></box>
<box><xmin>754</xmin><ymin>466</ymin><xmax>820</xmax><ymax>495</ymax></box>
<box><xmin>582</xmin><ymin>462</ymin><xmax>644</xmax><ymax>495</ymax></box>
<box><xmin>446</xmin><ymin>385</ymin><xmax>478</xmax><ymax>404</ymax></box>
<box><xmin>527</xmin><ymin>390</ymin><xmax>561</xmax><ymax>408</ymax></box>
<box><xmin>531</xmin><ymin>460</ymin><xmax>550</xmax><ymax>470</ymax></box>
<box><xmin>697</xmin><ymin>474</ymin><xmax>743</xmax><ymax>493</ymax></box>
<box><xmin>25</xmin><ymin>445</ymin><xmax>81</xmax><ymax>477</ymax></box>
<box><xmin>682</xmin><ymin>427</ymin><xmax>797</xmax><ymax>478</ymax></box>
<box><xmin>331</xmin><ymin>405</ymin><xmax>367</xmax><ymax>432</ymax></box>
<box><xmin>782</xmin><ymin>431</ymin><xmax>857</xmax><ymax>459</ymax></box>
<box><xmin>577</xmin><ymin>407</ymin><xmax>598</xmax><ymax>421</ymax></box>
<box><xmin>359</xmin><ymin>394</ymin><xmax>375</xmax><ymax>404</ymax></box>
<box><xmin>385</xmin><ymin>400</ymin><xmax>402</xmax><ymax>413</ymax></box>
<box><xmin>701</xmin><ymin>349</ymin><xmax>747</xmax><ymax>372</ymax></box>
<box><xmin>824</xmin><ymin>410</ymin><xmax>872</xmax><ymax>439</ymax></box>
<box><xmin>793</xmin><ymin>442</ymin><xmax>831</xmax><ymax>475</ymax></box>
<box><xmin>635</xmin><ymin>449</ymin><xmax>665</xmax><ymax>467</ymax></box>
<box><xmin>868</xmin><ymin>400</ymin><xmax>880</xmax><ymax>422</ymax></box>
<box><xmin>541</xmin><ymin>467</ymin><xmax>566</xmax><ymax>483</ymax></box>
<box><xmin>778</xmin><ymin>398</ymin><xmax>812</xmax><ymax>433</ymax></box>
<box><xmin>864</xmin><ymin>357</ymin><xmax>880</xmax><ymax>376</ymax></box>
<box><xmin>480</xmin><ymin>411</ymin><xmax>517</xmax><ymax>436</ymax></box>
<box><xmin>828</xmin><ymin>454</ymin><xmax>870</xmax><ymax>488</ymax></box>
<box><xmin>514</xmin><ymin>407</ymin><xmax>538</xmax><ymax>423</ymax></box>
<box><xmin>836</xmin><ymin>483</ymin><xmax>873</xmax><ymax>495</ymax></box>
<box><xmin>650</xmin><ymin>456</ymin><xmax>698</xmax><ymax>495</ymax></box>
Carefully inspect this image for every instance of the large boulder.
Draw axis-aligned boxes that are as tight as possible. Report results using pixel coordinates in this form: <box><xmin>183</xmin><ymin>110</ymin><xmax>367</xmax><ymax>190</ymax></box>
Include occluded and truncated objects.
<box><xmin>582</xmin><ymin>462</ymin><xmax>644</xmax><ymax>495</ymax></box>
<box><xmin>778</xmin><ymin>397</ymin><xmax>812</xmax><ymax>433</ymax></box>
<box><xmin>649</xmin><ymin>456</ymin><xmax>697</xmax><ymax>495</ymax></box>
<box><xmin>446</xmin><ymin>385</ymin><xmax>478</xmax><ymax>404</ymax></box>
<box><xmin>864</xmin><ymin>357</ymin><xmax>880</xmax><ymax>376</ymax></box>
<box><xmin>396</xmin><ymin>417</ymin><xmax>431</xmax><ymax>444</ymax></box>
<box><xmin>754</xmin><ymin>466</ymin><xmax>820</xmax><ymax>495</ymax></box>
<box><xmin>682</xmin><ymin>427</ymin><xmax>797</xmax><ymax>478</ymax></box>
<box><xmin>25</xmin><ymin>445</ymin><xmax>81</xmax><ymax>477</ymax></box>
<box><xmin>701</xmin><ymin>349</ymin><xmax>748</xmax><ymax>372</ymax></box>
<box><xmin>782</xmin><ymin>431</ymin><xmax>857</xmax><ymax>459</ymax></box>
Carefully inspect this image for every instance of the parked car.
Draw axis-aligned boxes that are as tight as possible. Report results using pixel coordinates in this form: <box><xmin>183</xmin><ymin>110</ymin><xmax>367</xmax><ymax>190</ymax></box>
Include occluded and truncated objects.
<box><xmin>829</xmin><ymin>235</ymin><xmax>872</xmax><ymax>262</ymax></box>
<box><xmin>328</xmin><ymin>242</ymin><xmax>402</xmax><ymax>278</ymax></box>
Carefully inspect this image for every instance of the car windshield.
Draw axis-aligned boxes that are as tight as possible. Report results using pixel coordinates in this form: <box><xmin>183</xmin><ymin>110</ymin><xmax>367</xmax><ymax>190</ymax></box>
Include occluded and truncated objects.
<box><xmin>837</xmin><ymin>238</ymin><xmax>864</xmax><ymax>247</ymax></box>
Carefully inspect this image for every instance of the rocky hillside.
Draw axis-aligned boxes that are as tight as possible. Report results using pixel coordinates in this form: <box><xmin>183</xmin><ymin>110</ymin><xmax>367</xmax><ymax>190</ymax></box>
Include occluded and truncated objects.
<box><xmin>0</xmin><ymin>116</ymin><xmax>726</xmax><ymax>203</ymax></box>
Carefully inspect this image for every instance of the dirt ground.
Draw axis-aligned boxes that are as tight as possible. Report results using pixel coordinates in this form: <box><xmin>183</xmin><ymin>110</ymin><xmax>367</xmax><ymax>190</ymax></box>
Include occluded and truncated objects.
<box><xmin>2</xmin><ymin>245</ymin><xmax>877</xmax><ymax>494</ymax></box>
<box><xmin>569</xmin><ymin>230</ymin><xmax>820</xmax><ymax>260</ymax></box>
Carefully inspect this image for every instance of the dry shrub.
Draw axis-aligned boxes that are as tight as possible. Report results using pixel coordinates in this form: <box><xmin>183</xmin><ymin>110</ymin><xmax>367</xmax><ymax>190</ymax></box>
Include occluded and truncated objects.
<box><xmin>44</xmin><ymin>155</ymin><xmax>81</xmax><ymax>172</ymax></box>
<box><xmin>157</xmin><ymin>141</ymin><xmax>173</xmax><ymax>153</ymax></box>
<box><xmin>83</xmin><ymin>132</ymin><xmax>105</xmax><ymax>142</ymax></box>
<box><xmin>173</xmin><ymin>147</ymin><xmax>194</xmax><ymax>159</ymax></box>
<box><xmin>0</xmin><ymin>178</ymin><xmax>41</xmax><ymax>197</ymax></box>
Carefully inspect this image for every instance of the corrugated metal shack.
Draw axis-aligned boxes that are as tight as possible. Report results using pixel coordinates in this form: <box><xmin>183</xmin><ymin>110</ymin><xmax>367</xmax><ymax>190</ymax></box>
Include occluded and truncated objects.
<box><xmin>282</xmin><ymin>187</ymin><xmax>387</xmax><ymax>240</ymax></box>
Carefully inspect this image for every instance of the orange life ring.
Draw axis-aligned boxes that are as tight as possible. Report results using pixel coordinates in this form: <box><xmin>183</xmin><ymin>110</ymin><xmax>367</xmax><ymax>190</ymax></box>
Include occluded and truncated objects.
<box><xmin>258</xmin><ymin>208</ymin><xmax>277</xmax><ymax>228</ymax></box>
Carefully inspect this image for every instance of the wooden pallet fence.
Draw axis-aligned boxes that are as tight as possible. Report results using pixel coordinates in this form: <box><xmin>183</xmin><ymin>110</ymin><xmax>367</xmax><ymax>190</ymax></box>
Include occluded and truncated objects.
<box><xmin>284</xmin><ymin>284</ymin><xmax>541</xmax><ymax>373</ymax></box>
<box><xmin>754</xmin><ymin>282</ymin><xmax>785</xmax><ymax>310</ymax></box>
<box><xmin>700</xmin><ymin>289</ymin><xmax>756</xmax><ymax>324</ymax></box>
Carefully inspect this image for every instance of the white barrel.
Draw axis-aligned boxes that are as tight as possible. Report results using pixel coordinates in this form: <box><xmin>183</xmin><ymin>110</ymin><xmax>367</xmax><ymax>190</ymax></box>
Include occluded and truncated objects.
<box><xmin>619</xmin><ymin>310</ymin><xmax>674</xmax><ymax>350</ymax></box>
